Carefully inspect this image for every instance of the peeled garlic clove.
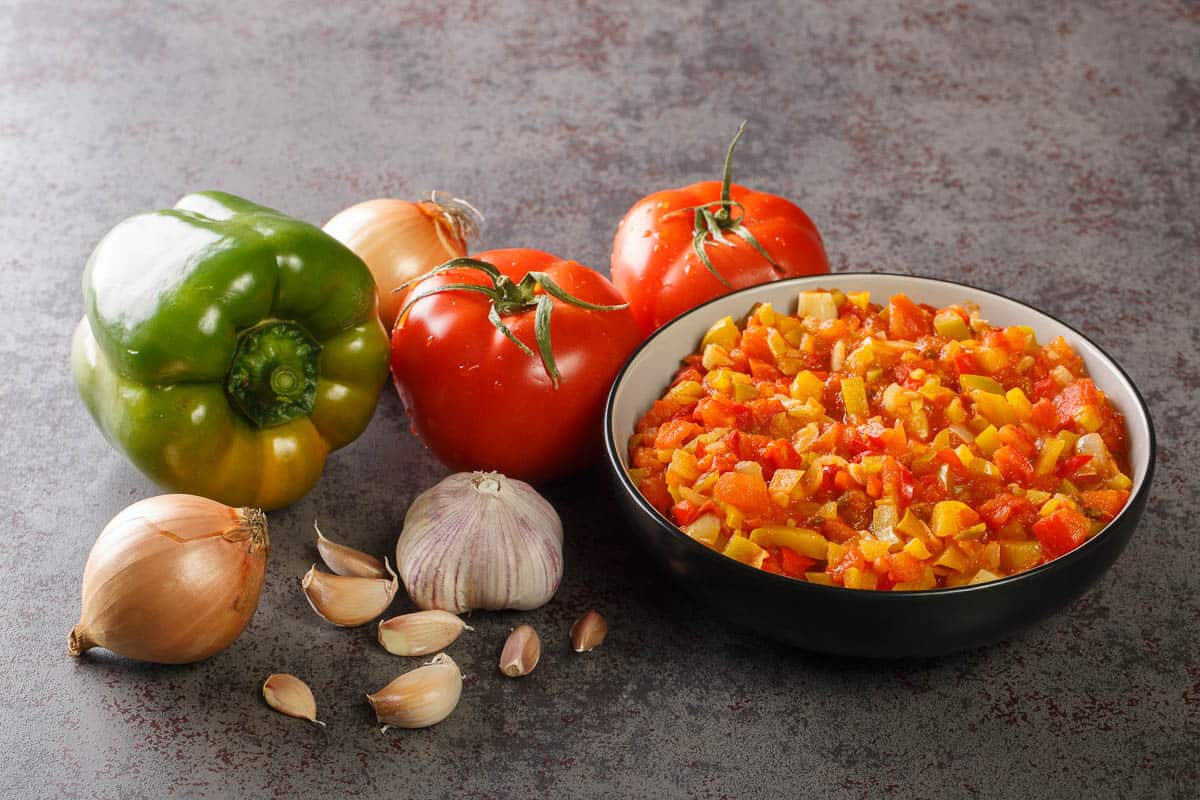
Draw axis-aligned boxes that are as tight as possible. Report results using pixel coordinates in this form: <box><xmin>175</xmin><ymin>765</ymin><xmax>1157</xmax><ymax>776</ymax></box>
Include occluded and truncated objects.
<box><xmin>378</xmin><ymin>610</ymin><xmax>471</xmax><ymax>657</ymax></box>
<box><xmin>396</xmin><ymin>472</ymin><xmax>563</xmax><ymax>613</ymax></box>
<box><xmin>315</xmin><ymin>521</ymin><xmax>387</xmax><ymax>579</ymax></box>
<box><xmin>367</xmin><ymin>652</ymin><xmax>462</xmax><ymax>730</ymax></box>
<box><xmin>302</xmin><ymin>558</ymin><xmax>398</xmax><ymax>627</ymax></box>
<box><xmin>571</xmin><ymin>610</ymin><xmax>607</xmax><ymax>652</ymax></box>
<box><xmin>499</xmin><ymin>624</ymin><xmax>540</xmax><ymax>678</ymax></box>
<box><xmin>262</xmin><ymin>673</ymin><xmax>325</xmax><ymax>727</ymax></box>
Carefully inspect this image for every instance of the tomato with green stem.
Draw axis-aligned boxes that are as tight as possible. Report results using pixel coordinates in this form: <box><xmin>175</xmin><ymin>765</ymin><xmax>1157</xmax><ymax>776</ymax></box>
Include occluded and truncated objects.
<box><xmin>611</xmin><ymin>122</ymin><xmax>830</xmax><ymax>336</ymax></box>
<box><xmin>390</xmin><ymin>249</ymin><xmax>642</xmax><ymax>482</ymax></box>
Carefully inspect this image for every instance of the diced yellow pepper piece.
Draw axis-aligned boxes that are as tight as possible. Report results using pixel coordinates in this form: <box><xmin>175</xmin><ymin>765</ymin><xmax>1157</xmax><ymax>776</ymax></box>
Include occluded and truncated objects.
<box><xmin>704</xmin><ymin>368</ymin><xmax>735</xmax><ymax>394</ymax></box>
<box><xmin>904</xmin><ymin>538</ymin><xmax>932</xmax><ymax>560</ymax></box>
<box><xmin>826</xmin><ymin>541</ymin><xmax>846</xmax><ymax>565</ymax></box>
<box><xmin>893</xmin><ymin>567</ymin><xmax>937</xmax><ymax>591</ymax></box>
<box><xmin>954</xmin><ymin>444</ymin><xmax>975</xmax><ymax>466</ymax></box>
<box><xmin>666</xmin><ymin>449</ymin><xmax>699</xmax><ymax>484</ymax></box>
<box><xmin>1039</xmin><ymin>494</ymin><xmax>1078</xmax><ymax>517</ymax></box>
<box><xmin>701</xmin><ymin>315</ymin><xmax>740</xmax><ymax>351</ymax></box>
<box><xmin>946</xmin><ymin>397</ymin><xmax>968</xmax><ymax>425</ymax></box>
<box><xmin>843</xmin><ymin>566</ymin><xmax>879</xmax><ymax>590</ymax></box>
<box><xmin>971</xmin><ymin>390</ymin><xmax>1017</xmax><ymax>426</ymax></box>
<box><xmin>975</xmin><ymin>347</ymin><xmax>1010</xmax><ymax>373</ymax></box>
<box><xmin>955</xmin><ymin>522</ymin><xmax>987</xmax><ymax>541</ymax></box>
<box><xmin>1034</xmin><ymin>436</ymin><xmax>1067</xmax><ymax>476</ymax></box>
<box><xmin>765</xmin><ymin>326</ymin><xmax>789</xmax><ymax>360</ymax></box>
<box><xmin>723</xmin><ymin>535</ymin><xmax>767</xmax><ymax>568</ymax></box>
<box><xmin>734</xmin><ymin>381</ymin><xmax>758</xmax><ymax>403</ymax></box>
<box><xmin>1006</xmin><ymin>388</ymin><xmax>1033</xmax><ymax>421</ymax></box>
<box><xmin>1107</xmin><ymin>472</ymin><xmax>1133</xmax><ymax>491</ymax></box>
<box><xmin>897</xmin><ymin>509</ymin><xmax>933</xmax><ymax>540</ymax></box>
<box><xmin>933</xmin><ymin>543</ymin><xmax>971</xmax><ymax>572</ymax></box>
<box><xmin>999</xmin><ymin>540</ymin><xmax>1041</xmax><ymax>573</ymax></box>
<box><xmin>845</xmin><ymin>339</ymin><xmax>875</xmax><ymax>372</ymax></box>
<box><xmin>932</xmin><ymin>500</ymin><xmax>975</xmax><ymax>538</ymax></box>
<box><xmin>1075</xmin><ymin>405</ymin><xmax>1102</xmax><ymax>432</ymax></box>
<box><xmin>968</xmin><ymin>569</ymin><xmax>1002</xmax><ymax>586</ymax></box>
<box><xmin>930</xmin><ymin>428</ymin><xmax>952</xmax><ymax>451</ymax></box>
<box><xmin>797</xmin><ymin>291</ymin><xmax>838</xmax><ymax>321</ymax></box>
<box><xmin>749</xmin><ymin>526</ymin><xmax>828</xmax><ymax>560</ymax></box>
<box><xmin>974</xmin><ymin>424</ymin><xmax>1000</xmax><ymax>456</ymax></box>
<box><xmin>960</xmin><ymin>374</ymin><xmax>1005</xmax><ymax>395</ymax></box>
<box><xmin>684</xmin><ymin>514</ymin><xmax>721</xmax><ymax>547</ymax></box>
<box><xmin>723</xmin><ymin>503</ymin><xmax>744</xmax><ymax>531</ymax></box>
<box><xmin>701</xmin><ymin>343</ymin><xmax>733</xmax><ymax>371</ymax></box>
<box><xmin>859</xmin><ymin>538</ymin><xmax>890</xmax><ymax>561</ymax></box>
<box><xmin>667</xmin><ymin>380</ymin><xmax>703</xmax><ymax>404</ymax></box>
<box><xmin>805</xmin><ymin>571</ymin><xmax>834</xmax><ymax>586</ymax></box>
<box><xmin>1024</xmin><ymin>489</ymin><xmax>1051</xmax><ymax>506</ymax></box>
<box><xmin>841</xmin><ymin>376</ymin><xmax>869</xmax><ymax>418</ymax></box>
<box><xmin>934</xmin><ymin>310</ymin><xmax>971</xmax><ymax>340</ymax></box>
<box><xmin>790</xmin><ymin>370</ymin><xmax>824</xmax><ymax>402</ymax></box>
<box><xmin>846</xmin><ymin>291</ymin><xmax>870</xmax><ymax>310</ymax></box>
<box><xmin>753</xmin><ymin>302</ymin><xmax>777</xmax><ymax>328</ymax></box>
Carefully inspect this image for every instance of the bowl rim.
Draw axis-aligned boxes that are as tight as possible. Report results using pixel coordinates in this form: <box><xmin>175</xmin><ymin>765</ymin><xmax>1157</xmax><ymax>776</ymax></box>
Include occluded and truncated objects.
<box><xmin>603</xmin><ymin>271</ymin><xmax>1157</xmax><ymax>599</ymax></box>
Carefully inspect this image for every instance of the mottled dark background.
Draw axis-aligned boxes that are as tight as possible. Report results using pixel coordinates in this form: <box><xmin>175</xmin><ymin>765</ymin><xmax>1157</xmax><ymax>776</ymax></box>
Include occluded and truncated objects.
<box><xmin>1</xmin><ymin>1</ymin><xmax>1197</xmax><ymax>798</ymax></box>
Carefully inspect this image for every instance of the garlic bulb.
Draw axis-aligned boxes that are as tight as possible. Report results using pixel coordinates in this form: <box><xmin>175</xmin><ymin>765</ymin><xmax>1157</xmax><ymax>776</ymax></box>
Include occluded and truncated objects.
<box><xmin>396</xmin><ymin>472</ymin><xmax>563</xmax><ymax>613</ymax></box>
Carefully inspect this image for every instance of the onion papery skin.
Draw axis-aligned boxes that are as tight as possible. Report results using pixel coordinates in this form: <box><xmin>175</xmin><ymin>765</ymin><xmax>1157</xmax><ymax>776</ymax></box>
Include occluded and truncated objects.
<box><xmin>323</xmin><ymin>198</ymin><xmax>473</xmax><ymax>330</ymax></box>
<box><xmin>68</xmin><ymin>494</ymin><xmax>269</xmax><ymax>664</ymax></box>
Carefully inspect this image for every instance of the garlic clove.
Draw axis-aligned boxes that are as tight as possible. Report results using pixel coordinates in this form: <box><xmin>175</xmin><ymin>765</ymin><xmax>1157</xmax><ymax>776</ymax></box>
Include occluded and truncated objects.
<box><xmin>570</xmin><ymin>610</ymin><xmax>607</xmax><ymax>652</ymax></box>
<box><xmin>262</xmin><ymin>673</ymin><xmax>325</xmax><ymax>727</ymax></box>
<box><xmin>499</xmin><ymin>624</ymin><xmax>541</xmax><ymax>678</ymax></box>
<box><xmin>315</xmin><ymin>521</ymin><xmax>388</xmax><ymax>579</ymax></box>
<box><xmin>367</xmin><ymin>652</ymin><xmax>462</xmax><ymax>730</ymax></box>
<box><xmin>377</xmin><ymin>610</ymin><xmax>472</xmax><ymax>657</ymax></box>
<box><xmin>302</xmin><ymin>558</ymin><xmax>398</xmax><ymax>627</ymax></box>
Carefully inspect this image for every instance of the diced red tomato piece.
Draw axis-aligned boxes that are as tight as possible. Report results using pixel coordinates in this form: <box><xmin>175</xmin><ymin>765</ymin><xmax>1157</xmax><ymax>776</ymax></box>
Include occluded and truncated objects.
<box><xmin>779</xmin><ymin>548</ymin><xmax>816</xmax><ymax>578</ymax></box>
<box><xmin>888</xmin><ymin>294</ymin><xmax>933</xmax><ymax>340</ymax></box>
<box><xmin>954</xmin><ymin>351</ymin><xmax>978</xmax><ymax>375</ymax></box>
<box><xmin>885</xmin><ymin>551</ymin><xmax>925</xmax><ymax>584</ymax></box>
<box><xmin>654</xmin><ymin>418</ymin><xmax>701</xmax><ymax>450</ymax></box>
<box><xmin>994</xmin><ymin>446</ymin><xmax>1035</xmax><ymax>485</ymax></box>
<box><xmin>672</xmin><ymin>499</ymin><xmax>713</xmax><ymax>526</ymax></box>
<box><xmin>997</xmin><ymin>424</ymin><xmax>1035</xmax><ymax>458</ymax></box>
<box><xmin>1030</xmin><ymin>397</ymin><xmax>1060</xmax><ymax>429</ymax></box>
<box><xmin>713</xmin><ymin>471</ymin><xmax>772</xmax><ymax>515</ymax></box>
<box><xmin>1080</xmin><ymin>489</ymin><xmax>1130</xmax><ymax>521</ymax></box>
<box><xmin>1033</xmin><ymin>507</ymin><xmax>1091</xmax><ymax>560</ymax></box>
<box><xmin>1053</xmin><ymin>379</ymin><xmax>1099</xmax><ymax>422</ymax></box>
<box><xmin>978</xmin><ymin>493</ymin><xmax>1035</xmax><ymax>531</ymax></box>
<box><xmin>1057</xmin><ymin>454</ymin><xmax>1092</xmax><ymax>479</ymax></box>
<box><xmin>639</xmin><ymin>475</ymin><xmax>672</xmax><ymax>512</ymax></box>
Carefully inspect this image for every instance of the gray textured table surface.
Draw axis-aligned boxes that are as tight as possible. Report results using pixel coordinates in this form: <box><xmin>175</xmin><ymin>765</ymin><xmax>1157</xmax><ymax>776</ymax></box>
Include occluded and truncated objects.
<box><xmin>2</xmin><ymin>2</ymin><xmax>1197</xmax><ymax>798</ymax></box>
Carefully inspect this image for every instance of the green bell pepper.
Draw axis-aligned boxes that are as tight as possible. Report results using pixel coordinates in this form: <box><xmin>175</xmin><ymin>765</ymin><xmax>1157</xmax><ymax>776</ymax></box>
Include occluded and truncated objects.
<box><xmin>72</xmin><ymin>191</ymin><xmax>390</xmax><ymax>510</ymax></box>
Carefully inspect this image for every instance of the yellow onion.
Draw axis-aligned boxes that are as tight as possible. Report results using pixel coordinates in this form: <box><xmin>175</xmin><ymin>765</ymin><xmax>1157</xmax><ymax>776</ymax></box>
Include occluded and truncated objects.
<box><xmin>68</xmin><ymin>494</ymin><xmax>269</xmax><ymax>664</ymax></box>
<box><xmin>323</xmin><ymin>194</ymin><xmax>480</xmax><ymax>329</ymax></box>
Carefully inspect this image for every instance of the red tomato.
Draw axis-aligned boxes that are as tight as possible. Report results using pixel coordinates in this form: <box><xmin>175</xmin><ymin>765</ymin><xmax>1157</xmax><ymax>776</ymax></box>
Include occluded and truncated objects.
<box><xmin>1033</xmin><ymin>507</ymin><xmax>1091</xmax><ymax>560</ymax></box>
<box><xmin>610</xmin><ymin>125</ymin><xmax>829</xmax><ymax>335</ymax></box>
<box><xmin>390</xmin><ymin>248</ymin><xmax>642</xmax><ymax>482</ymax></box>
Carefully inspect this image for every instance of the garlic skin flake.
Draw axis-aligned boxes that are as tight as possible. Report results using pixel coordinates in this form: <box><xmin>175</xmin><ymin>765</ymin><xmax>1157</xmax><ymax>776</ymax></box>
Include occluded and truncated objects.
<box><xmin>367</xmin><ymin>652</ymin><xmax>463</xmax><ymax>730</ymax></box>
<box><xmin>262</xmin><ymin>673</ymin><xmax>325</xmax><ymax>727</ymax></box>
<box><xmin>396</xmin><ymin>472</ymin><xmax>563</xmax><ymax>613</ymax></box>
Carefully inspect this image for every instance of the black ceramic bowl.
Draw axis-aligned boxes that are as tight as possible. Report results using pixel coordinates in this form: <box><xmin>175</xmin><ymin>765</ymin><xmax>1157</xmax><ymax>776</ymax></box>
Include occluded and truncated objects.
<box><xmin>604</xmin><ymin>274</ymin><xmax>1155</xmax><ymax>658</ymax></box>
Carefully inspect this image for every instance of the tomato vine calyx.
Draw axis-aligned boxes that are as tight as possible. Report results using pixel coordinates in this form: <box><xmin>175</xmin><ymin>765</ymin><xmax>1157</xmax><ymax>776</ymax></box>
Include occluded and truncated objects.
<box><xmin>687</xmin><ymin>121</ymin><xmax>780</xmax><ymax>288</ymax></box>
<box><xmin>398</xmin><ymin>257</ymin><xmax>628</xmax><ymax>389</ymax></box>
